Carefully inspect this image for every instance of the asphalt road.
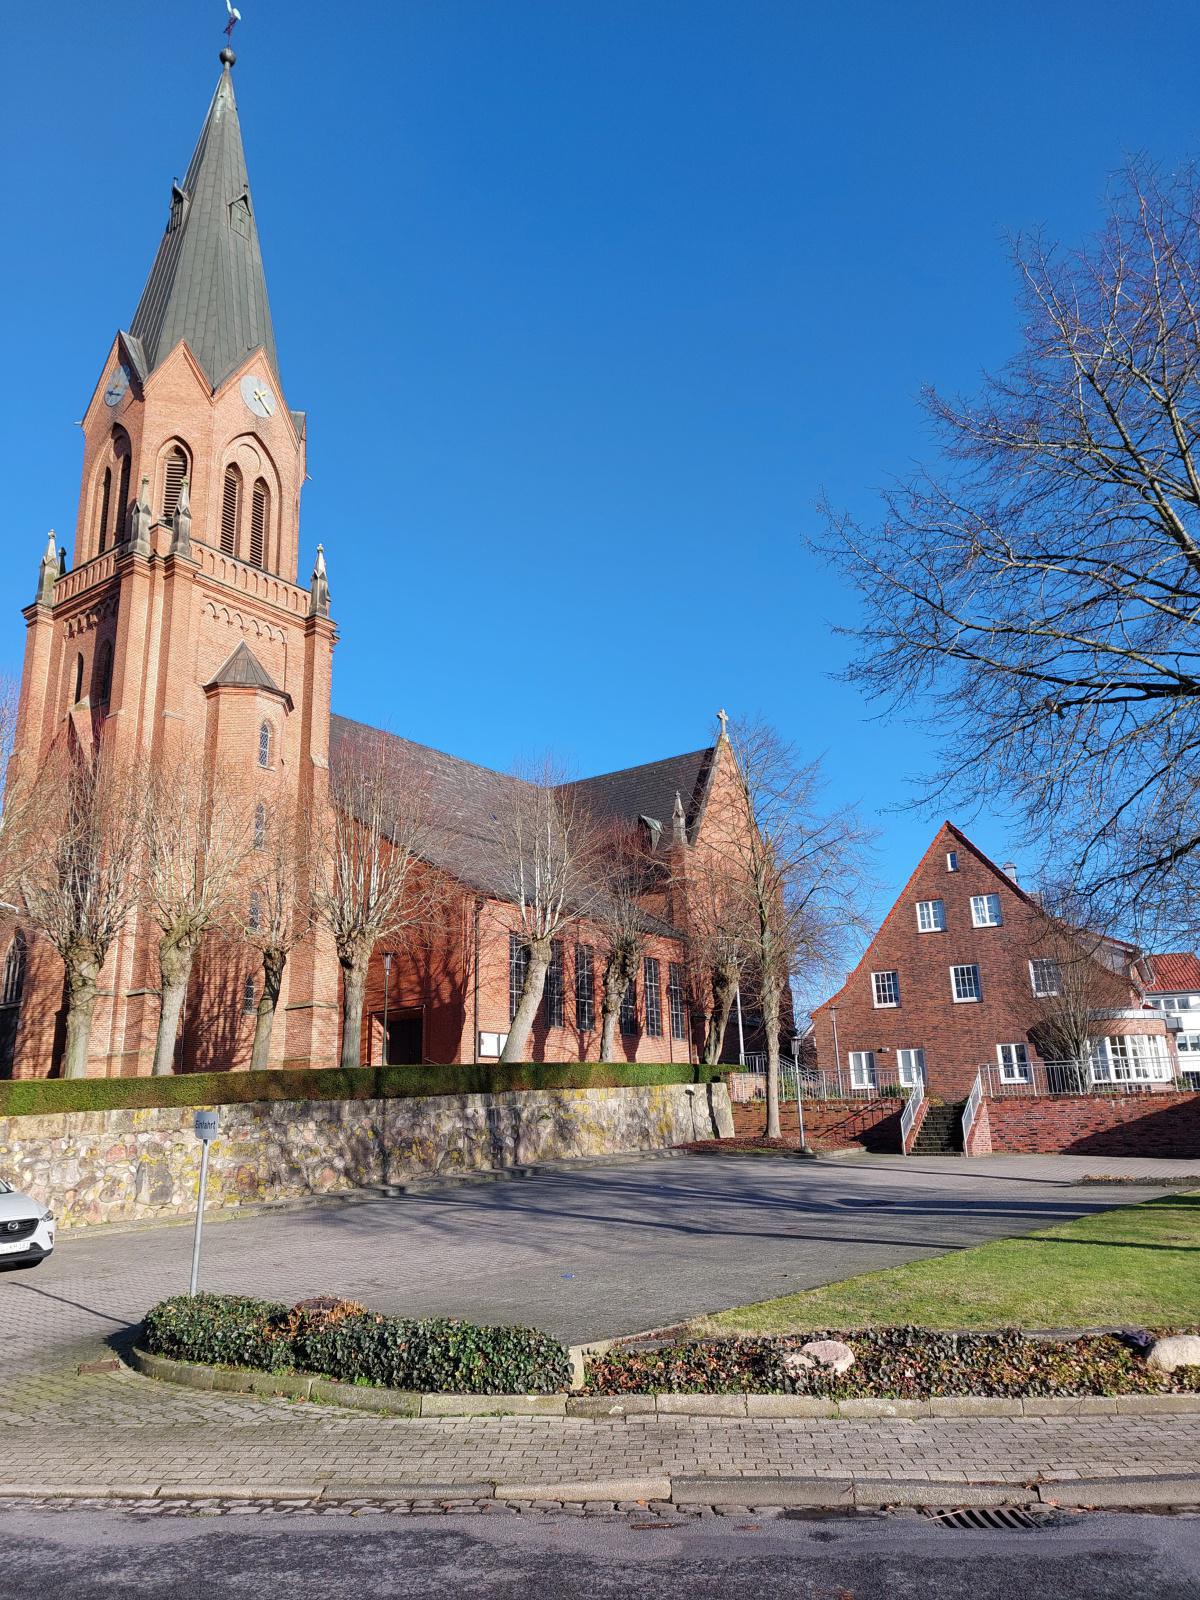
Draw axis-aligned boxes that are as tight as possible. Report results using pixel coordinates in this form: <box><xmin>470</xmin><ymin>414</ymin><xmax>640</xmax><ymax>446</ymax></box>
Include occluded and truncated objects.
<box><xmin>2</xmin><ymin>1506</ymin><xmax>1198</xmax><ymax>1600</ymax></box>
<box><xmin>5</xmin><ymin>1151</ymin><xmax>1198</xmax><ymax>1374</ymax></box>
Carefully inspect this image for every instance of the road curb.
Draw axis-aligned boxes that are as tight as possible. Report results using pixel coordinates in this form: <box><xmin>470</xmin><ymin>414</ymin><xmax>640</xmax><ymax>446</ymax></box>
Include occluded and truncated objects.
<box><xmin>125</xmin><ymin>1348</ymin><xmax>1200</xmax><ymax>1421</ymax></box>
<box><xmin>4</xmin><ymin>1473</ymin><xmax>1200</xmax><ymax>1511</ymax></box>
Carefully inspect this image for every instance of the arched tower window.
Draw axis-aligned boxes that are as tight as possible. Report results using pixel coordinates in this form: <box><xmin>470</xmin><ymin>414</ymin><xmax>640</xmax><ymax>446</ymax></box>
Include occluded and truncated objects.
<box><xmin>94</xmin><ymin>640</ymin><xmax>113</xmax><ymax>705</ymax></box>
<box><xmin>253</xmin><ymin>802</ymin><xmax>267</xmax><ymax>850</ymax></box>
<box><xmin>243</xmin><ymin>975</ymin><xmax>257</xmax><ymax>1013</ymax></box>
<box><xmin>249</xmin><ymin>479</ymin><xmax>269</xmax><ymax>569</ymax></box>
<box><xmin>258</xmin><ymin>721</ymin><xmax>272</xmax><ymax>769</ymax></box>
<box><xmin>220</xmin><ymin>465</ymin><xmax>241</xmax><ymax>557</ymax></box>
<box><xmin>97</xmin><ymin>467</ymin><xmax>112</xmax><ymax>555</ymax></box>
<box><xmin>161</xmin><ymin>444</ymin><xmax>189</xmax><ymax>523</ymax></box>
<box><xmin>114</xmin><ymin>430</ymin><xmax>132</xmax><ymax>542</ymax></box>
<box><xmin>2</xmin><ymin>933</ymin><xmax>26</xmax><ymax>1008</ymax></box>
<box><xmin>73</xmin><ymin>652</ymin><xmax>85</xmax><ymax>705</ymax></box>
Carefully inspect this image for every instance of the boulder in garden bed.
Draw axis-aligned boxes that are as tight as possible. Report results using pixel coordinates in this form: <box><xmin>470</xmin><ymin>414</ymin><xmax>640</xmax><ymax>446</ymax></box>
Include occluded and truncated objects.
<box><xmin>782</xmin><ymin>1339</ymin><xmax>855</xmax><ymax>1376</ymax></box>
<box><xmin>1147</xmin><ymin>1334</ymin><xmax>1200</xmax><ymax>1373</ymax></box>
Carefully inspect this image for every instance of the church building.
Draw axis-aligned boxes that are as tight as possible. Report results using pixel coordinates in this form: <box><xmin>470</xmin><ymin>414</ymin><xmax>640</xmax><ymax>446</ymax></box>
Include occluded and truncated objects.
<box><xmin>3</xmin><ymin>50</ymin><xmax>747</xmax><ymax>1079</ymax></box>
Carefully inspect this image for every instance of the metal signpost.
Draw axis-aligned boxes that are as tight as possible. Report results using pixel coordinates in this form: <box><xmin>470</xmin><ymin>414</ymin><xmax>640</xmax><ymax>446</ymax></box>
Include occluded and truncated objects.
<box><xmin>189</xmin><ymin>1109</ymin><xmax>219</xmax><ymax>1295</ymax></box>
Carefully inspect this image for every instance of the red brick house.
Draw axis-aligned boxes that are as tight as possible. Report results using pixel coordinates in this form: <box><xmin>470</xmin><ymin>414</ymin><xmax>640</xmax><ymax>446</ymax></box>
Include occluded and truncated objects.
<box><xmin>811</xmin><ymin>822</ymin><xmax>1173</xmax><ymax>1104</ymax></box>
<box><xmin>0</xmin><ymin>50</ymin><xmax>756</xmax><ymax>1079</ymax></box>
<box><xmin>1143</xmin><ymin>953</ymin><xmax>1200</xmax><ymax>1085</ymax></box>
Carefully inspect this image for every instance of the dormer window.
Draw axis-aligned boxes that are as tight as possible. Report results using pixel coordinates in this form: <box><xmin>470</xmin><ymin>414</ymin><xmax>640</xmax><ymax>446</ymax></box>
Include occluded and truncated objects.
<box><xmin>167</xmin><ymin>183</ymin><xmax>186</xmax><ymax>233</ymax></box>
<box><xmin>229</xmin><ymin>193</ymin><xmax>251</xmax><ymax>238</ymax></box>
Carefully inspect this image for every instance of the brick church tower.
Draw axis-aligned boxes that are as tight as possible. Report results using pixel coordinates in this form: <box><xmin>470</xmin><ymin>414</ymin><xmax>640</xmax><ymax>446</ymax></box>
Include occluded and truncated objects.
<box><xmin>8</xmin><ymin>49</ymin><xmax>340</xmax><ymax>1077</ymax></box>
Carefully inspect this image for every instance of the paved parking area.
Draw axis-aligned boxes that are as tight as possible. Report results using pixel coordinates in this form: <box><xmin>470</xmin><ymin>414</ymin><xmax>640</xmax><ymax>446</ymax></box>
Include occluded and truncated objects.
<box><xmin>5</xmin><ymin>1150</ymin><xmax>1197</xmax><ymax>1387</ymax></box>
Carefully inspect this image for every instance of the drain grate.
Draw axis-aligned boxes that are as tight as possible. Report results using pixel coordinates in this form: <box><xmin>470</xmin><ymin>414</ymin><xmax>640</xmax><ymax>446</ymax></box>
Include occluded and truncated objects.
<box><xmin>922</xmin><ymin>1505</ymin><xmax>1042</xmax><ymax>1532</ymax></box>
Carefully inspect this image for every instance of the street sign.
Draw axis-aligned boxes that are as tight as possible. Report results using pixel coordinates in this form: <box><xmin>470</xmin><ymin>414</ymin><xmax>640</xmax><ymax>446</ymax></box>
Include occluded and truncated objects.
<box><xmin>189</xmin><ymin>1111</ymin><xmax>218</xmax><ymax>1293</ymax></box>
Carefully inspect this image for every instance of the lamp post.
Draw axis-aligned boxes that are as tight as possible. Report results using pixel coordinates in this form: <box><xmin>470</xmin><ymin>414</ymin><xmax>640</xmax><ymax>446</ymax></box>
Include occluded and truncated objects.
<box><xmin>381</xmin><ymin>951</ymin><xmax>394</xmax><ymax>1066</ymax></box>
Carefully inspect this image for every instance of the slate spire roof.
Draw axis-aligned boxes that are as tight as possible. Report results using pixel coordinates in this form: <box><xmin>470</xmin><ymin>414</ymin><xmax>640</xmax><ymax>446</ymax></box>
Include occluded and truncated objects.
<box><xmin>127</xmin><ymin>52</ymin><xmax>278</xmax><ymax>392</ymax></box>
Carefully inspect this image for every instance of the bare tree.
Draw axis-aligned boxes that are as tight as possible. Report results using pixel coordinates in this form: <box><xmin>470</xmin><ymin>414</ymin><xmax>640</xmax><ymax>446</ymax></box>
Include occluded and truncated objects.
<box><xmin>234</xmin><ymin>801</ymin><xmax>312</xmax><ymax>1073</ymax></box>
<box><xmin>313</xmin><ymin>726</ymin><xmax>433</xmax><ymax>1071</ymax></box>
<box><xmin>679</xmin><ymin>841</ymin><xmax>751</xmax><ymax>1066</ymax></box>
<box><xmin>19</xmin><ymin>746</ymin><xmax>141</xmax><ymax>1077</ymax></box>
<box><xmin>482</xmin><ymin>762</ymin><xmax>598</xmax><ymax>1064</ymax></box>
<box><xmin>821</xmin><ymin>162</ymin><xmax>1200</xmax><ymax>943</ymax></box>
<box><xmin>589</xmin><ymin>822</ymin><xmax>648</xmax><ymax>1061</ymax></box>
<box><xmin>712</xmin><ymin>720</ymin><xmax>872</xmax><ymax>1137</ymax></box>
<box><xmin>143</xmin><ymin>753</ymin><xmax>255</xmax><ymax>1076</ymax></box>
<box><xmin>1027</xmin><ymin>890</ymin><xmax>1141</xmax><ymax>1091</ymax></box>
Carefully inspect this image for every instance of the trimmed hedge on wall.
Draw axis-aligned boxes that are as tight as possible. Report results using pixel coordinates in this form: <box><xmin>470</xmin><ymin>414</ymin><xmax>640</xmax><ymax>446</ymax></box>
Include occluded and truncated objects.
<box><xmin>0</xmin><ymin>1060</ymin><xmax>723</xmax><ymax>1120</ymax></box>
<box><xmin>142</xmin><ymin>1294</ymin><xmax>574</xmax><ymax>1395</ymax></box>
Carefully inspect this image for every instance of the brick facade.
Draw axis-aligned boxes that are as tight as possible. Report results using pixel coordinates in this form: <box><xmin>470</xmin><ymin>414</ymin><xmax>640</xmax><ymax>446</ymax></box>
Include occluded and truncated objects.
<box><xmin>731</xmin><ymin>1096</ymin><xmax>902</xmax><ymax>1151</ymax></box>
<box><xmin>811</xmin><ymin>822</ymin><xmax>1168</xmax><ymax>1104</ymax></box>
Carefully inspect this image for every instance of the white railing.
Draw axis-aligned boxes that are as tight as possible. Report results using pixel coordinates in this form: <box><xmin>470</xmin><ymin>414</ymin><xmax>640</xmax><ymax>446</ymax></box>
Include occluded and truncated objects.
<box><xmin>899</xmin><ymin>1076</ymin><xmax>924</xmax><ymax>1155</ymax></box>
<box><xmin>729</xmin><ymin>1060</ymin><xmax>918</xmax><ymax>1105</ymax></box>
<box><xmin>961</xmin><ymin>1070</ymin><xmax>984</xmax><ymax>1153</ymax></box>
<box><xmin>979</xmin><ymin>1060</ymin><xmax>1189</xmax><ymax>1099</ymax></box>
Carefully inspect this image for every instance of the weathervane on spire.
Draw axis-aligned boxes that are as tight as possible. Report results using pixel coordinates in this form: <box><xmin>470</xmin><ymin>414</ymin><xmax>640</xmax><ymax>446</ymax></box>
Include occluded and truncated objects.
<box><xmin>224</xmin><ymin>0</ymin><xmax>242</xmax><ymax>41</ymax></box>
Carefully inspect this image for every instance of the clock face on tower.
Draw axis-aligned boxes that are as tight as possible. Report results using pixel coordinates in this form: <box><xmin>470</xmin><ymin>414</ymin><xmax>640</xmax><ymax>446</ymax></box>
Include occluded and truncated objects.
<box><xmin>104</xmin><ymin>365</ymin><xmax>131</xmax><ymax>407</ymax></box>
<box><xmin>240</xmin><ymin>373</ymin><xmax>277</xmax><ymax>419</ymax></box>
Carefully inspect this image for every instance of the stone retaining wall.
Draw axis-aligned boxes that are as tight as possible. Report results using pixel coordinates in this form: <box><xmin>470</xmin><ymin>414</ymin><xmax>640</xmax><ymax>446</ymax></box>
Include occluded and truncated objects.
<box><xmin>979</xmin><ymin>1091</ymin><xmax>1200</xmax><ymax>1157</ymax></box>
<box><xmin>731</xmin><ymin>1097</ymin><xmax>901</xmax><ymax>1151</ymax></box>
<box><xmin>0</xmin><ymin>1081</ymin><xmax>733</xmax><ymax>1230</ymax></box>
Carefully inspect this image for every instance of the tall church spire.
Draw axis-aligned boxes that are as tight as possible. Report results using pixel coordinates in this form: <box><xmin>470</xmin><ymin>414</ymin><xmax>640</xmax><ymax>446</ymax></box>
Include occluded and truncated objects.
<box><xmin>127</xmin><ymin>49</ymin><xmax>278</xmax><ymax>392</ymax></box>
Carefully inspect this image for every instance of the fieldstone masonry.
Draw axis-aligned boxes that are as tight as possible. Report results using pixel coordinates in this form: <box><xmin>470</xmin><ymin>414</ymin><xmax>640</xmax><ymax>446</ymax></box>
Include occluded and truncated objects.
<box><xmin>0</xmin><ymin>1082</ymin><xmax>734</xmax><ymax>1230</ymax></box>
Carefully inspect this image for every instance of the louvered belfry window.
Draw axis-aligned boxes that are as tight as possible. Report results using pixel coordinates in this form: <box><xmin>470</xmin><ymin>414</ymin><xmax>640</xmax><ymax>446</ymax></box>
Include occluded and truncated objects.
<box><xmin>249</xmin><ymin>480</ymin><xmax>268</xmax><ymax>568</ymax></box>
<box><xmin>114</xmin><ymin>435</ymin><xmax>132</xmax><ymax>543</ymax></box>
<box><xmin>220</xmin><ymin>466</ymin><xmax>241</xmax><ymax>556</ymax></box>
<box><xmin>162</xmin><ymin>446</ymin><xmax>187</xmax><ymax>523</ymax></box>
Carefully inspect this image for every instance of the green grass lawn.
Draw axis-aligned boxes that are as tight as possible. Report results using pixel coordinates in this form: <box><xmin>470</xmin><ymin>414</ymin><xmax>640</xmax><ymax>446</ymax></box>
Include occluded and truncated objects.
<box><xmin>695</xmin><ymin>1191</ymin><xmax>1200</xmax><ymax>1335</ymax></box>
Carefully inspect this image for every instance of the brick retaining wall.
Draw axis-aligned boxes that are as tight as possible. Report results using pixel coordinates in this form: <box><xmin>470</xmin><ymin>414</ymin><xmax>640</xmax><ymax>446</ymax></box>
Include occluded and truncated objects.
<box><xmin>982</xmin><ymin>1091</ymin><xmax>1200</xmax><ymax>1157</ymax></box>
<box><xmin>731</xmin><ymin>1097</ymin><xmax>902</xmax><ymax>1152</ymax></box>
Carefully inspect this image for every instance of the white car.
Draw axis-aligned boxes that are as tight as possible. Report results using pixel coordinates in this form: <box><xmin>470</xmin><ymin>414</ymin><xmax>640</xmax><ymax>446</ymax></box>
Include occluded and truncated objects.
<box><xmin>0</xmin><ymin>1179</ymin><xmax>54</xmax><ymax>1270</ymax></box>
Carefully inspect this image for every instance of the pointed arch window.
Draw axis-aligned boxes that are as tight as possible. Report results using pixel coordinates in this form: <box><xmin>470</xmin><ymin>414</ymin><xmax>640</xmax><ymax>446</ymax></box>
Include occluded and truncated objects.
<box><xmin>73</xmin><ymin>652</ymin><xmax>85</xmax><ymax>705</ymax></box>
<box><xmin>243</xmin><ymin>975</ymin><xmax>257</xmax><ymax>1013</ymax></box>
<box><xmin>95</xmin><ymin>640</ymin><xmax>113</xmax><ymax>705</ymax></box>
<box><xmin>248</xmin><ymin>891</ymin><xmax>262</xmax><ymax>933</ymax></box>
<box><xmin>220</xmin><ymin>465</ymin><xmax>241</xmax><ymax>557</ymax></box>
<box><xmin>2</xmin><ymin>933</ymin><xmax>26</xmax><ymax>1008</ymax></box>
<box><xmin>253</xmin><ymin>802</ymin><xmax>267</xmax><ymax>850</ymax></box>
<box><xmin>97</xmin><ymin>467</ymin><xmax>112</xmax><ymax>554</ymax></box>
<box><xmin>249</xmin><ymin>479</ymin><xmax>269</xmax><ymax>569</ymax></box>
<box><xmin>258</xmin><ymin>721</ymin><xmax>272</xmax><ymax>770</ymax></box>
<box><xmin>113</xmin><ymin>430</ymin><xmax>132</xmax><ymax>544</ymax></box>
<box><xmin>161</xmin><ymin>444</ymin><xmax>188</xmax><ymax>523</ymax></box>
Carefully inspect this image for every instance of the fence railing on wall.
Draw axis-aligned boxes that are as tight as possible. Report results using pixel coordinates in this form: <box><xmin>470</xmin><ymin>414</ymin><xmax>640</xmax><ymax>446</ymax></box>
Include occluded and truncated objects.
<box><xmin>899</xmin><ymin>1076</ymin><xmax>924</xmax><ymax>1154</ymax></box>
<box><xmin>728</xmin><ymin>1062</ymin><xmax>916</xmax><ymax>1106</ymax></box>
<box><xmin>979</xmin><ymin>1060</ymin><xmax>1197</xmax><ymax>1099</ymax></box>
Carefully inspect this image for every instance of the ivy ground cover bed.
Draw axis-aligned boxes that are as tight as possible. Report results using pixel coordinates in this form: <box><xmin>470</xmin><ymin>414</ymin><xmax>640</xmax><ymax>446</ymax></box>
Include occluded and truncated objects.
<box><xmin>695</xmin><ymin>1191</ymin><xmax>1200</xmax><ymax>1335</ymax></box>
<box><xmin>584</xmin><ymin>1327</ymin><xmax>1200</xmax><ymax>1399</ymax></box>
<box><xmin>142</xmin><ymin>1294</ymin><xmax>573</xmax><ymax>1395</ymax></box>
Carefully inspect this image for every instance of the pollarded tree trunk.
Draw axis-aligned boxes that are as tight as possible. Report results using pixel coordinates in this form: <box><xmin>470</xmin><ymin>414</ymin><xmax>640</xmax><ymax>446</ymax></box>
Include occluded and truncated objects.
<box><xmin>702</xmin><ymin>960</ymin><xmax>738</xmax><ymax>1066</ymax></box>
<box><xmin>501</xmin><ymin>938</ymin><xmax>551</xmax><ymax>1063</ymax></box>
<box><xmin>153</xmin><ymin>933</ymin><xmax>199</xmax><ymax>1076</ymax></box>
<box><xmin>760</xmin><ymin>968</ymin><xmax>784</xmax><ymax>1140</ymax></box>
<box><xmin>338</xmin><ymin>948</ymin><xmax>370</xmax><ymax>1071</ymax></box>
<box><xmin>250</xmin><ymin>946</ymin><xmax>286</xmax><ymax>1074</ymax></box>
<box><xmin>62</xmin><ymin>952</ymin><xmax>101</xmax><ymax>1080</ymax></box>
<box><xmin>598</xmin><ymin>939</ymin><xmax>639</xmax><ymax>1062</ymax></box>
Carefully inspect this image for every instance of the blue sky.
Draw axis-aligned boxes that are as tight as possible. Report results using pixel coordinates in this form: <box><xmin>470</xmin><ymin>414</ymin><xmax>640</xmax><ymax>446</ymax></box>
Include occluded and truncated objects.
<box><xmin>3</xmin><ymin>0</ymin><xmax>1198</xmax><ymax>927</ymax></box>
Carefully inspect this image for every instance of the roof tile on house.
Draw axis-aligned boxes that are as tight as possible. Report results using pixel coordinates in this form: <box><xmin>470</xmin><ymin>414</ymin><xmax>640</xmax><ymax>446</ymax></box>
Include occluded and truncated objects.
<box><xmin>1144</xmin><ymin>952</ymin><xmax>1200</xmax><ymax>993</ymax></box>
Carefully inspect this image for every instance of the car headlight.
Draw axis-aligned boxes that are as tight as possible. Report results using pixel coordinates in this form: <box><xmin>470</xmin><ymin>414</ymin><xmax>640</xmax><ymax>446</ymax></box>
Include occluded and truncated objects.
<box><xmin>39</xmin><ymin>1210</ymin><xmax>54</xmax><ymax>1223</ymax></box>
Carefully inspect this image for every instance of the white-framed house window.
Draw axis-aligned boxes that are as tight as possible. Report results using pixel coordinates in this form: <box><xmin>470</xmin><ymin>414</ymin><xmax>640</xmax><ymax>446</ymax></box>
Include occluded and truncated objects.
<box><xmin>1090</xmin><ymin>1034</ymin><xmax>1171</xmax><ymax>1083</ymax></box>
<box><xmin>1177</xmin><ymin>1034</ymin><xmax>1200</xmax><ymax>1075</ymax></box>
<box><xmin>946</xmin><ymin>850</ymin><xmax>959</xmax><ymax>872</ymax></box>
<box><xmin>897</xmin><ymin>1047</ymin><xmax>926</xmax><ymax>1087</ymax></box>
<box><xmin>872</xmin><ymin>970</ymin><xmax>900</xmax><ymax>1008</ymax></box>
<box><xmin>1030</xmin><ymin>958</ymin><xmax>1062</xmax><ymax>997</ymax></box>
<box><xmin>971</xmin><ymin>893</ymin><xmax>1003</xmax><ymax>928</ymax></box>
<box><xmin>997</xmin><ymin>1042</ymin><xmax>1031</xmax><ymax>1082</ymax></box>
<box><xmin>848</xmin><ymin>1050</ymin><xmax>877</xmax><ymax>1089</ymax></box>
<box><xmin>951</xmin><ymin>963</ymin><xmax>981</xmax><ymax>1003</ymax></box>
<box><xmin>916</xmin><ymin>899</ymin><xmax>945</xmax><ymax>933</ymax></box>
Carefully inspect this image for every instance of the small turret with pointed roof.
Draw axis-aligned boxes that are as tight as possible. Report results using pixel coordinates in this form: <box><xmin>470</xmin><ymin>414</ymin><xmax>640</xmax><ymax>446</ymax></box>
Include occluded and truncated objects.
<box><xmin>672</xmin><ymin>789</ymin><xmax>687</xmax><ymax>845</ymax></box>
<box><xmin>35</xmin><ymin>532</ymin><xmax>57</xmax><ymax>606</ymax></box>
<box><xmin>127</xmin><ymin>48</ymin><xmax>278</xmax><ymax>392</ymax></box>
<box><xmin>309</xmin><ymin>543</ymin><xmax>330</xmax><ymax>618</ymax></box>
